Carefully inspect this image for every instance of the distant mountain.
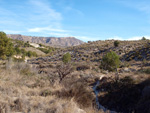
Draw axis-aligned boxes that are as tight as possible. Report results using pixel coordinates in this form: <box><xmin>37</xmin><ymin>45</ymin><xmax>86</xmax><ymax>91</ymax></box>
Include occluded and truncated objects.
<box><xmin>7</xmin><ymin>34</ymin><xmax>84</xmax><ymax>47</ymax></box>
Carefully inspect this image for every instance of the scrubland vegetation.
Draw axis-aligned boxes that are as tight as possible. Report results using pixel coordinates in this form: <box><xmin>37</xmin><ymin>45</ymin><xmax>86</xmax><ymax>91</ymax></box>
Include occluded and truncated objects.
<box><xmin>0</xmin><ymin>32</ymin><xmax>57</xmax><ymax>61</ymax></box>
<box><xmin>0</xmin><ymin>32</ymin><xmax>150</xmax><ymax>113</ymax></box>
<box><xmin>0</xmin><ymin>60</ymin><xmax>105</xmax><ymax>113</ymax></box>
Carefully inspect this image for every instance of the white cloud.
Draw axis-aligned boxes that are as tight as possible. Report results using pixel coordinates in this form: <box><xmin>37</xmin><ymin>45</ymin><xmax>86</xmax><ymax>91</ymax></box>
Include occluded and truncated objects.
<box><xmin>75</xmin><ymin>36</ymin><xmax>101</xmax><ymax>42</ymax></box>
<box><xmin>128</xmin><ymin>36</ymin><xmax>150</xmax><ymax>40</ymax></box>
<box><xmin>3</xmin><ymin>30</ymin><xmax>22</xmax><ymax>34</ymax></box>
<box><xmin>0</xmin><ymin>0</ymin><xmax>66</xmax><ymax>36</ymax></box>
<box><xmin>26</xmin><ymin>0</ymin><xmax>70</xmax><ymax>36</ymax></box>
<box><xmin>28</xmin><ymin>27</ymin><xmax>67</xmax><ymax>33</ymax></box>
<box><xmin>108</xmin><ymin>36</ymin><xmax>150</xmax><ymax>41</ymax></box>
<box><xmin>29</xmin><ymin>0</ymin><xmax>62</xmax><ymax>21</ymax></box>
<box><xmin>47</xmin><ymin>32</ymin><xmax>71</xmax><ymax>37</ymax></box>
<box><xmin>108</xmin><ymin>36</ymin><xmax>124</xmax><ymax>40</ymax></box>
<box><xmin>75</xmin><ymin>35</ymin><xmax>150</xmax><ymax>42</ymax></box>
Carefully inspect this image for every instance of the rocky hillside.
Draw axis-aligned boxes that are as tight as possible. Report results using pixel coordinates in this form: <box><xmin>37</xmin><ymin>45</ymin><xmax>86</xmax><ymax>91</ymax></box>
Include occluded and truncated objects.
<box><xmin>1</xmin><ymin>38</ymin><xmax>150</xmax><ymax>113</ymax></box>
<box><xmin>27</xmin><ymin>39</ymin><xmax>150</xmax><ymax>113</ymax></box>
<box><xmin>7</xmin><ymin>34</ymin><xmax>84</xmax><ymax>47</ymax></box>
<box><xmin>29</xmin><ymin>40</ymin><xmax>150</xmax><ymax>66</ymax></box>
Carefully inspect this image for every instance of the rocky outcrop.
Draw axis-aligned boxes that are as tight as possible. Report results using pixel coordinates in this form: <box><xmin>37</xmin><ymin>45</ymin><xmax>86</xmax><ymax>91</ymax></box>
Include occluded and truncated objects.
<box><xmin>7</xmin><ymin>34</ymin><xmax>84</xmax><ymax>47</ymax></box>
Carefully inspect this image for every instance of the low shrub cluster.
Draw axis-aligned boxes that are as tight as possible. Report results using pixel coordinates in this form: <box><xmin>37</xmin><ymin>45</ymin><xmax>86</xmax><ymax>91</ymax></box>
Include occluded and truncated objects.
<box><xmin>139</xmin><ymin>68</ymin><xmax>150</xmax><ymax>74</ymax></box>
<box><xmin>37</xmin><ymin>47</ymin><xmax>52</xmax><ymax>54</ymax></box>
<box><xmin>76</xmin><ymin>64</ymin><xmax>90</xmax><ymax>71</ymax></box>
<box><xmin>55</xmin><ymin>79</ymin><xmax>94</xmax><ymax>108</ymax></box>
<box><xmin>15</xmin><ymin>47</ymin><xmax>37</xmax><ymax>57</ymax></box>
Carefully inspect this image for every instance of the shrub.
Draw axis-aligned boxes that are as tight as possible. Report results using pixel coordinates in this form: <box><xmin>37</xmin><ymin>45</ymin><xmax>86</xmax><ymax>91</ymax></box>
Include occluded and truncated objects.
<box><xmin>0</xmin><ymin>32</ymin><xmax>14</xmax><ymax>59</ymax></box>
<box><xmin>38</xmin><ymin>47</ymin><xmax>52</xmax><ymax>54</ymax></box>
<box><xmin>141</xmin><ymin>37</ymin><xmax>146</xmax><ymax>40</ymax></box>
<box><xmin>55</xmin><ymin>80</ymin><xmax>94</xmax><ymax>108</ymax></box>
<box><xmin>114</xmin><ymin>40</ymin><xmax>120</xmax><ymax>47</ymax></box>
<box><xmin>14</xmin><ymin>47</ymin><xmax>21</xmax><ymax>54</ymax></box>
<box><xmin>26</xmin><ymin>51</ymin><xmax>37</xmax><ymax>57</ymax></box>
<box><xmin>140</xmin><ymin>68</ymin><xmax>150</xmax><ymax>74</ymax></box>
<box><xmin>21</xmin><ymin>48</ymin><xmax>26</xmax><ymax>56</ymax></box>
<box><xmin>62</xmin><ymin>52</ymin><xmax>71</xmax><ymax>63</ymax></box>
<box><xmin>56</xmin><ymin>63</ymin><xmax>74</xmax><ymax>82</ymax></box>
<box><xmin>15</xmin><ymin>40</ymin><xmax>24</xmax><ymax>47</ymax></box>
<box><xmin>13</xmin><ymin>57</ymin><xmax>25</xmax><ymax>62</ymax></box>
<box><xmin>76</xmin><ymin>65</ymin><xmax>90</xmax><ymax>71</ymax></box>
<box><xmin>24</xmin><ymin>41</ymin><xmax>30</xmax><ymax>47</ymax></box>
<box><xmin>100</xmin><ymin>51</ymin><xmax>120</xmax><ymax>71</ymax></box>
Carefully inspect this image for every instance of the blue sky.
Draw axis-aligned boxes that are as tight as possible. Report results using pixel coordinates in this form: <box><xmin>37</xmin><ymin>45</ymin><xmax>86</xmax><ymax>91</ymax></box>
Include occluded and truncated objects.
<box><xmin>0</xmin><ymin>0</ymin><xmax>150</xmax><ymax>42</ymax></box>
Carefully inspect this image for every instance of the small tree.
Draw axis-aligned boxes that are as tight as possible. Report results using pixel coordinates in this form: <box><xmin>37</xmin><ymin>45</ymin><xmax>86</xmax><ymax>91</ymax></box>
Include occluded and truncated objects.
<box><xmin>56</xmin><ymin>63</ymin><xmax>74</xmax><ymax>83</ymax></box>
<box><xmin>15</xmin><ymin>47</ymin><xmax>21</xmax><ymax>54</ymax></box>
<box><xmin>0</xmin><ymin>32</ymin><xmax>14</xmax><ymax>59</ymax></box>
<box><xmin>114</xmin><ymin>41</ymin><xmax>120</xmax><ymax>47</ymax></box>
<box><xmin>141</xmin><ymin>37</ymin><xmax>146</xmax><ymax>40</ymax></box>
<box><xmin>101</xmin><ymin>51</ymin><xmax>120</xmax><ymax>72</ymax></box>
<box><xmin>62</xmin><ymin>52</ymin><xmax>71</xmax><ymax>63</ymax></box>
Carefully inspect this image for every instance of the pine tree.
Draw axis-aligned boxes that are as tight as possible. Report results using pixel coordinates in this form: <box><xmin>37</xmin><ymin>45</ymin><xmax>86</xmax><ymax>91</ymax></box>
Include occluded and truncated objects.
<box><xmin>0</xmin><ymin>32</ymin><xmax>14</xmax><ymax>59</ymax></box>
<box><xmin>101</xmin><ymin>51</ymin><xmax>120</xmax><ymax>71</ymax></box>
<box><xmin>62</xmin><ymin>52</ymin><xmax>71</xmax><ymax>63</ymax></box>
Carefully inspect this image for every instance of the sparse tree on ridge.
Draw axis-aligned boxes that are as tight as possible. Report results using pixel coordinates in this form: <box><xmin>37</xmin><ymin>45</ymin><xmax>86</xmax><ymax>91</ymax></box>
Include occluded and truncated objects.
<box><xmin>141</xmin><ymin>37</ymin><xmax>146</xmax><ymax>40</ymax></box>
<box><xmin>114</xmin><ymin>40</ymin><xmax>120</xmax><ymax>47</ymax></box>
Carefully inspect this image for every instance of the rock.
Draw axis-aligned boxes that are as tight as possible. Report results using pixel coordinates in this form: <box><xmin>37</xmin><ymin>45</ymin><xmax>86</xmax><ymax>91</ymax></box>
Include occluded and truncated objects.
<box><xmin>76</xmin><ymin>109</ymin><xmax>86</xmax><ymax>113</ymax></box>
<box><xmin>102</xmin><ymin>70</ymin><xmax>109</xmax><ymax>74</ymax></box>
<box><xmin>7</xmin><ymin>34</ymin><xmax>84</xmax><ymax>47</ymax></box>
<box><xmin>124</xmin><ymin>68</ymin><xmax>130</xmax><ymax>72</ymax></box>
<box><xmin>99</xmin><ymin>75</ymin><xmax>105</xmax><ymax>80</ymax></box>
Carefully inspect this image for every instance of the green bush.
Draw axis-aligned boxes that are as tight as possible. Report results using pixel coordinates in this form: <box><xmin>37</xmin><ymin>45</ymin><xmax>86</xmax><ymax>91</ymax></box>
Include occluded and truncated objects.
<box><xmin>0</xmin><ymin>32</ymin><xmax>14</xmax><ymax>59</ymax></box>
<box><xmin>141</xmin><ymin>37</ymin><xmax>146</xmax><ymax>40</ymax></box>
<box><xmin>26</xmin><ymin>51</ymin><xmax>37</xmax><ymax>57</ymax></box>
<box><xmin>14</xmin><ymin>40</ymin><xmax>24</xmax><ymax>47</ymax></box>
<box><xmin>13</xmin><ymin>56</ymin><xmax>25</xmax><ymax>62</ymax></box>
<box><xmin>21</xmin><ymin>48</ymin><xmax>27</xmax><ymax>56</ymax></box>
<box><xmin>38</xmin><ymin>47</ymin><xmax>52</xmax><ymax>54</ymax></box>
<box><xmin>100</xmin><ymin>51</ymin><xmax>120</xmax><ymax>71</ymax></box>
<box><xmin>114</xmin><ymin>40</ymin><xmax>120</xmax><ymax>47</ymax></box>
<box><xmin>15</xmin><ymin>47</ymin><xmax>21</xmax><ymax>54</ymax></box>
<box><xmin>62</xmin><ymin>52</ymin><xmax>71</xmax><ymax>63</ymax></box>
<box><xmin>24</xmin><ymin>41</ymin><xmax>30</xmax><ymax>47</ymax></box>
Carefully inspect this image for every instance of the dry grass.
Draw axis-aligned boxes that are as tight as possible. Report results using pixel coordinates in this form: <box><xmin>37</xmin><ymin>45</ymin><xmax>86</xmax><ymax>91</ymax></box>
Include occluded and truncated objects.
<box><xmin>23</xmin><ymin>47</ymin><xmax>46</xmax><ymax>56</ymax></box>
<box><xmin>54</xmin><ymin>80</ymin><xmax>94</xmax><ymax>108</ymax></box>
<box><xmin>0</xmin><ymin>61</ymin><xmax>101</xmax><ymax>113</ymax></box>
<box><xmin>2</xmin><ymin>39</ymin><xmax>148</xmax><ymax>113</ymax></box>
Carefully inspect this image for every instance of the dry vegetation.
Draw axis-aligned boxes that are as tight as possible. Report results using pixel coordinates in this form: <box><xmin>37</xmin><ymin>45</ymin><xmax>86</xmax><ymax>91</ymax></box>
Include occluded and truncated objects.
<box><xmin>0</xmin><ymin>60</ymin><xmax>107</xmax><ymax>113</ymax></box>
<box><xmin>0</xmin><ymin>39</ymin><xmax>150</xmax><ymax>113</ymax></box>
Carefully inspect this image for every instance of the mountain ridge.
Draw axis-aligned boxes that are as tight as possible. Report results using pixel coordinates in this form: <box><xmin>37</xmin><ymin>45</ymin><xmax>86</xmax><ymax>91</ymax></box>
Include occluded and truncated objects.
<box><xmin>7</xmin><ymin>34</ymin><xmax>84</xmax><ymax>47</ymax></box>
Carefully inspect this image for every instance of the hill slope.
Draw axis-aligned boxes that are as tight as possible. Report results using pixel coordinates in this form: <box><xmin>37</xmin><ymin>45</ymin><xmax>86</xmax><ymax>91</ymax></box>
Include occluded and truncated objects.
<box><xmin>7</xmin><ymin>34</ymin><xmax>84</xmax><ymax>47</ymax></box>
